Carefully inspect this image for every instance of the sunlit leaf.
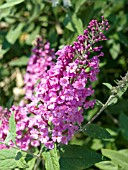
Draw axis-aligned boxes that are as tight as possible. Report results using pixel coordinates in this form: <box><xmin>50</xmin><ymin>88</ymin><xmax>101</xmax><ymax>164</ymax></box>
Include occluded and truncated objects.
<box><xmin>103</xmin><ymin>83</ymin><xmax>113</xmax><ymax>90</ymax></box>
<box><xmin>0</xmin><ymin>149</ymin><xmax>28</xmax><ymax>169</ymax></box>
<box><xmin>16</xmin><ymin>152</ymin><xmax>29</xmax><ymax>169</ymax></box>
<box><xmin>0</xmin><ymin>0</ymin><xmax>25</xmax><ymax>9</ymax></box>
<box><xmin>109</xmin><ymin>43</ymin><xmax>120</xmax><ymax>60</ymax></box>
<box><xmin>75</xmin><ymin>0</ymin><xmax>87</xmax><ymax>13</ymax></box>
<box><xmin>102</xmin><ymin>149</ymin><xmax>128</xmax><ymax>170</ymax></box>
<box><xmin>51</xmin><ymin>0</ymin><xmax>59</xmax><ymax>7</ymax></box>
<box><xmin>63</xmin><ymin>0</ymin><xmax>71</xmax><ymax>7</ymax></box>
<box><xmin>72</xmin><ymin>15</ymin><xmax>83</xmax><ymax>35</ymax></box>
<box><xmin>6</xmin><ymin>23</ymin><xmax>24</xmax><ymax>44</ymax></box>
<box><xmin>63</xmin><ymin>13</ymin><xmax>75</xmax><ymax>32</ymax></box>
<box><xmin>0</xmin><ymin>149</ymin><xmax>17</xmax><ymax>170</ymax></box>
<box><xmin>43</xmin><ymin>147</ymin><xmax>60</xmax><ymax>170</ymax></box>
<box><xmin>4</xmin><ymin>112</ymin><xmax>17</xmax><ymax>144</ymax></box>
<box><xmin>26</xmin><ymin>27</ymin><xmax>40</xmax><ymax>45</ymax></box>
<box><xmin>107</xmin><ymin>96</ymin><xmax>118</xmax><ymax>106</ymax></box>
<box><xmin>95</xmin><ymin>161</ymin><xmax>118</xmax><ymax>170</ymax></box>
<box><xmin>9</xmin><ymin>56</ymin><xmax>29</xmax><ymax>66</ymax></box>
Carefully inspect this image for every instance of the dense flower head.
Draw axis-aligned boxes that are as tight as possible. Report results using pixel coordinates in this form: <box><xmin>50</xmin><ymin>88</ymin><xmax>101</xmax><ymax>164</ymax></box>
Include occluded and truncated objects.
<box><xmin>24</xmin><ymin>36</ymin><xmax>55</xmax><ymax>100</ymax></box>
<box><xmin>0</xmin><ymin>17</ymin><xmax>109</xmax><ymax>150</ymax></box>
<box><xmin>27</xmin><ymin>17</ymin><xmax>109</xmax><ymax>149</ymax></box>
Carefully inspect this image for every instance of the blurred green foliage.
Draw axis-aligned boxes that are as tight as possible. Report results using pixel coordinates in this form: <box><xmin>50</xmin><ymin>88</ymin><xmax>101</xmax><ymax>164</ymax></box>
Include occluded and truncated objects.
<box><xmin>0</xmin><ymin>0</ymin><xmax>128</xmax><ymax>169</ymax></box>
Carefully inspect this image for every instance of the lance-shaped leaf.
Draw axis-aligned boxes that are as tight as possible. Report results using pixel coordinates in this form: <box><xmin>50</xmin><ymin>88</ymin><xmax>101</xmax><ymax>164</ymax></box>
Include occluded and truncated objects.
<box><xmin>63</xmin><ymin>0</ymin><xmax>71</xmax><ymax>7</ymax></box>
<box><xmin>9</xmin><ymin>56</ymin><xmax>29</xmax><ymax>66</ymax></box>
<box><xmin>103</xmin><ymin>83</ymin><xmax>112</xmax><ymax>90</ymax></box>
<box><xmin>4</xmin><ymin>111</ymin><xmax>17</xmax><ymax>144</ymax></box>
<box><xmin>15</xmin><ymin>151</ymin><xmax>29</xmax><ymax>169</ymax></box>
<box><xmin>83</xmin><ymin>123</ymin><xmax>111</xmax><ymax>139</ymax></box>
<box><xmin>0</xmin><ymin>149</ymin><xmax>28</xmax><ymax>170</ymax></box>
<box><xmin>119</xmin><ymin>113</ymin><xmax>128</xmax><ymax>140</ymax></box>
<box><xmin>43</xmin><ymin>147</ymin><xmax>60</xmax><ymax>170</ymax></box>
<box><xmin>51</xmin><ymin>0</ymin><xmax>60</xmax><ymax>7</ymax></box>
<box><xmin>102</xmin><ymin>149</ymin><xmax>128</xmax><ymax>170</ymax></box>
<box><xmin>0</xmin><ymin>0</ymin><xmax>24</xmax><ymax>9</ymax></box>
<box><xmin>59</xmin><ymin>145</ymin><xmax>103</xmax><ymax>170</ymax></box>
<box><xmin>0</xmin><ymin>149</ymin><xmax>17</xmax><ymax>170</ymax></box>
<box><xmin>6</xmin><ymin>23</ymin><xmax>24</xmax><ymax>44</ymax></box>
<box><xmin>95</xmin><ymin>161</ymin><xmax>118</xmax><ymax>170</ymax></box>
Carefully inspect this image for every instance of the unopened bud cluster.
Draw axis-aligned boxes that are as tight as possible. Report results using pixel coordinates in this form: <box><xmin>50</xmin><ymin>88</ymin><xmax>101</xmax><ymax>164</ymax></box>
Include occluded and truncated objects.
<box><xmin>111</xmin><ymin>72</ymin><xmax>128</xmax><ymax>96</ymax></box>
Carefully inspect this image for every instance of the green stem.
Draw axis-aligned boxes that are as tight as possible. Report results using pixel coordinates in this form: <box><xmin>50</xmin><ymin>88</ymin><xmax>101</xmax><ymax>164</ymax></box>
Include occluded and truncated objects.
<box><xmin>79</xmin><ymin>94</ymin><xmax>115</xmax><ymax>131</ymax></box>
<box><xmin>34</xmin><ymin>146</ymin><xmax>44</xmax><ymax>170</ymax></box>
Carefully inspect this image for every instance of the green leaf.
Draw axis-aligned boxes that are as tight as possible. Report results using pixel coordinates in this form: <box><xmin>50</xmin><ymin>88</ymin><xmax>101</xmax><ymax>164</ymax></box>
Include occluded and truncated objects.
<box><xmin>63</xmin><ymin>0</ymin><xmax>71</xmax><ymax>7</ymax></box>
<box><xmin>72</xmin><ymin>15</ymin><xmax>83</xmax><ymax>35</ymax></box>
<box><xmin>103</xmin><ymin>83</ymin><xmax>113</xmax><ymax>90</ymax></box>
<box><xmin>48</xmin><ymin>27</ymin><xmax>58</xmax><ymax>47</ymax></box>
<box><xmin>43</xmin><ymin>147</ymin><xmax>60</xmax><ymax>170</ymax></box>
<box><xmin>0</xmin><ymin>0</ymin><xmax>24</xmax><ymax>9</ymax></box>
<box><xmin>0</xmin><ymin>39</ymin><xmax>11</xmax><ymax>56</ymax></box>
<box><xmin>118</xmin><ymin>89</ymin><xmax>128</xmax><ymax>98</ymax></box>
<box><xmin>95</xmin><ymin>161</ymin><xmax>118</xmax><ymax>170</ymax></box>
<box><xmin>83</xmin><ymin>124</ymin><xmax>111</xmax><ymax>139</ymax></box>
<box><xmin>107</xmin><ymin>96</ymin><xmax>118</xmax><ymax>106</ymax></box>
<box><xmin>9</xmin><ymin>56</ymin><xmax>29</xmax><ymax>66</ymax></box>
<box><xmin>0</xmin><ymin>8</ymin><xmax>11</xmax><ymax>19</ymax></box>
<box><xmin>119</xmin><ymin>113</ymin><xmax>128</xmax><ymax>140</ymax></box>
<box><xmin>108</xmin><ymin>99</ymin><xmax>128</xmax><ymax>114</ymax></box>
<box><xmin>4</xmin><ymin>112</ymin><xmax>16</xmax><ymax>144</ymax></box>
<box><xmin>26</xmin><ymin>157</ymin><xmax>36</xmax><ymax>170</ymax></box>
<box><xmin>26</xmin><ymin>26</ymin><xmax>40</xmax><ymax>45</ymax></box>
<box><xmin>15</xmin><ymin>151</ymin><xmax>29</xmax><ymax>168</ymax></box>
<box><xmin>6</xmin><ymin>23</ymin><xmax>24</xmax><ymax>44</ymax></box>
<box><xmin>91</xmin><ymin>139</ymin><xmax>104</xmax><ymax>151</ymax></box>
<box><xmin>63</xmin><ymin>13</ymin><xmax>83</xmax><ymax>34</ymax></box>
<box><xmin>63</xmin><ymin>13</ymin><xmax>75</xmax><ymax>32</ymax></box>
<box><xmin>0</xmin><ymin>149</ymin><xmax>17</xmax><ymax>170</ymax></box>
<box><xmin>75</xmin><ymin>0</ymin><xmax>87</xmax><ymax>13</ymax></box>
<box><xmin>0</xmin><ymin>65</ymin><xmax>10</xmax><ymax>77</ymax></box>
<box><xmin>51</xmin><ymin>0</ymin><xmax>60</xmax><ymax>7</ymax></box>
<box><xmin>96</xmin><ymin>100</ymin><xmax>104</xmax><ymax>106</ymax></box>
<box><xmin>119</xmin><ymin>149</ymin><xmax>128</xmax><ymax>157</ymax></box>
<box><xmin>59</xmin><ymin>145</ymin><xmax>103</xmax><ymax>170</ymax></box>
<box><xmin>101</xmin><ymin>149</ymin><xmax>128</xmax><ymax>170</ymax></box>
<box><xmin>25</xmin><ymin>151</ymin><xmax>38</xmax><ymax>170</ymax></box>
<box><xmin>118</xmin><ymin>32</ymin><xmax>128</xmax><ymax>47</ymax></box>
<box><xmin>109</xmin><ymin>43</ymin><xmax>120</xmax><ymax>60</ymax></box>
<box><xmin>6</xmin><ymin>96</ymin><xmax>13</xmax><ymax>109</ymax></box>
<box><xmin>28</xmin><ymin>3</ymin><xmax>42</xmax><ymax>23</ymax></box>
<box><xmin>0</xmin><ymin>149</ymin><xmax>29</xmax><ymax>170</ymax></box>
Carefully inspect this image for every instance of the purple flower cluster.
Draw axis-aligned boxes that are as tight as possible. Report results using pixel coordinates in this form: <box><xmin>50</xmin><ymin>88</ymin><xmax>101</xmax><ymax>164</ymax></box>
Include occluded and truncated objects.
<box><xmin>0</xmin><ymin>17</ymin><xmax>109</xmax><ymax>150</ymax></box>
<box><xmin>24</xmin><ymin>37</ymin><xmax>55</xmax><ymax>100</ymax></box>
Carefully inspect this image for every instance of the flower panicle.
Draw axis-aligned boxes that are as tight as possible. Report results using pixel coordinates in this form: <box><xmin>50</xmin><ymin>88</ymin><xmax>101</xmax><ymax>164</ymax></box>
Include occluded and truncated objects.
<box><xmin>0</xmin><ymin>17</ymin><xmax>110</xmax><ymax>150</ymax></box>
